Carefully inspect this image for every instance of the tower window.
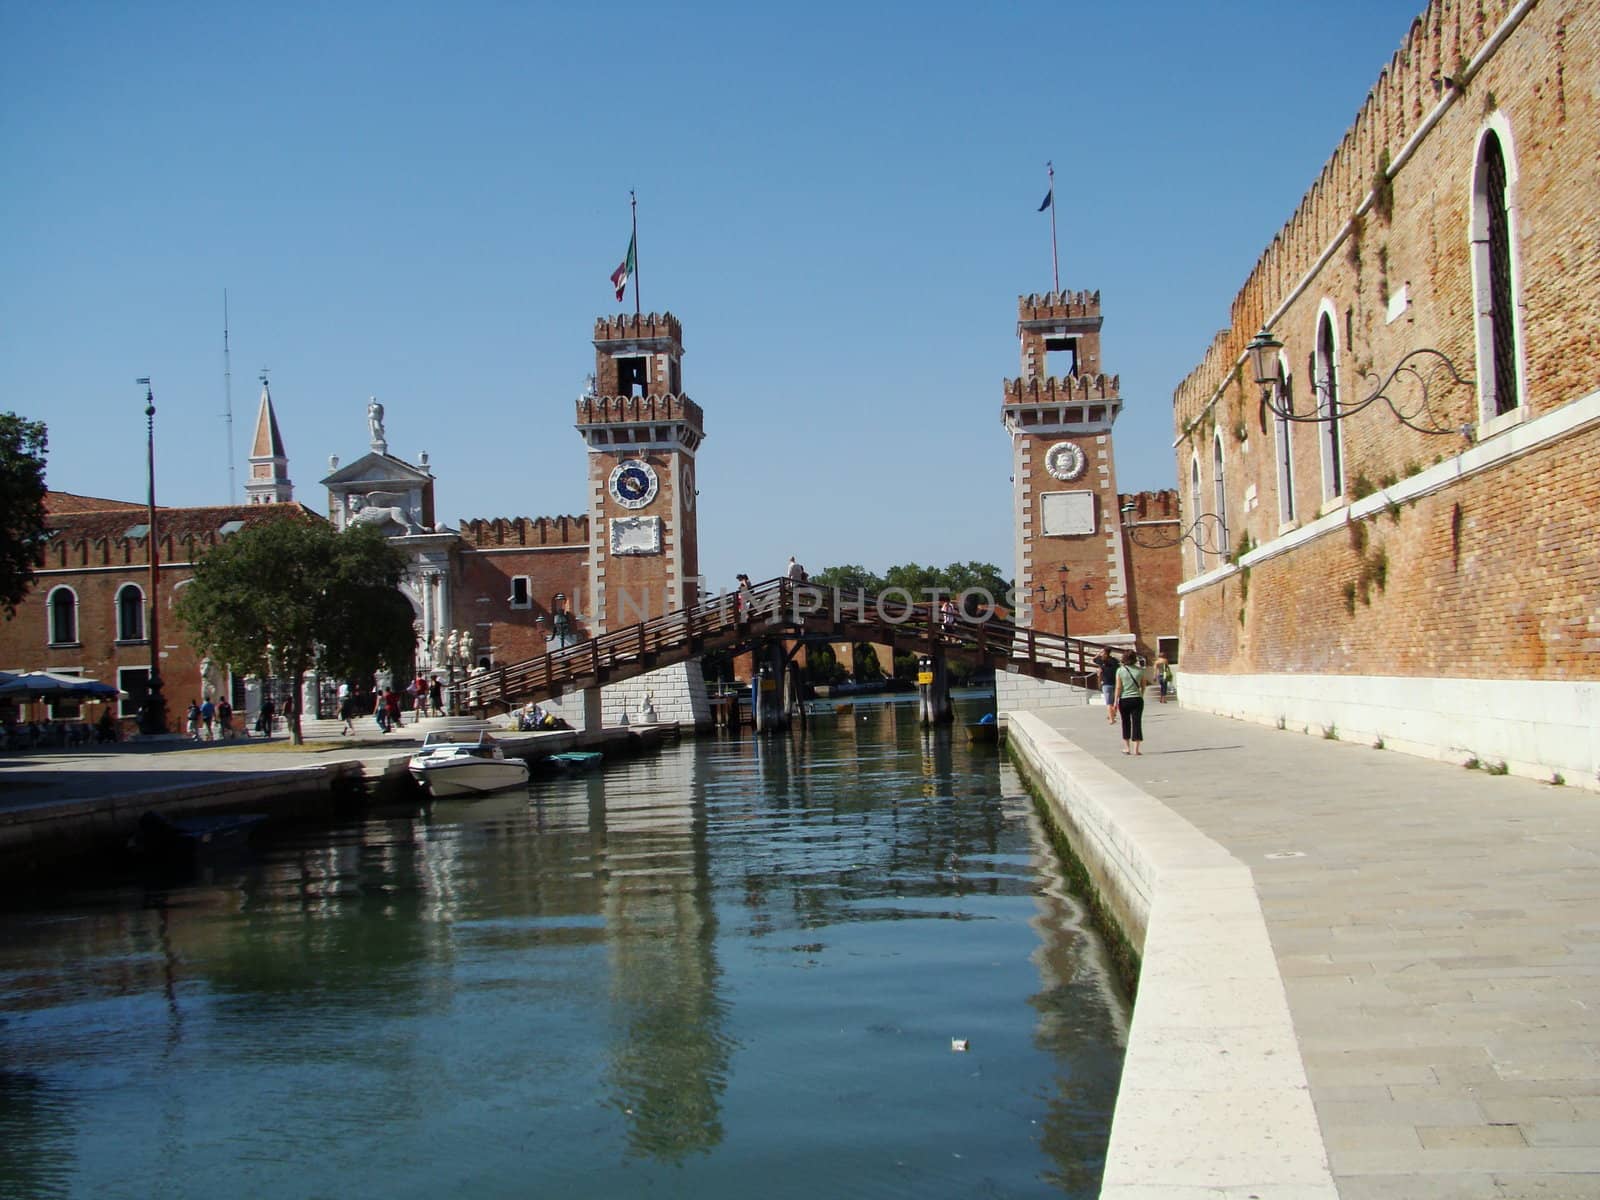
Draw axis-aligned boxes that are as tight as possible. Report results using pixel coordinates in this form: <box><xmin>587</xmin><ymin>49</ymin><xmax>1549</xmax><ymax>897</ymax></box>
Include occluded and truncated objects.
<box><xmin>1044</xmin><ymin>334</ymin><xmax>1079</xmax><ymax>378</ymax></box>
<box><xmin>617</xmin><ymin>357</ymin><xmax>648</xmax><ymax>397</ymax></box>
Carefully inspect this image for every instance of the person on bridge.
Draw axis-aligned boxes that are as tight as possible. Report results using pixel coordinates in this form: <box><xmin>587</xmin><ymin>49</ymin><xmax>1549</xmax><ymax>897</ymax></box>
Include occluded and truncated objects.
<box><xmin>786</xmin><ymin>556</ymin><xmax>806</xmax><ymax>582</ymax></box>
<box><xmin>736</xmin><ymin>574</ymin><xmax>754</xmax><ymax>623</ymax></box>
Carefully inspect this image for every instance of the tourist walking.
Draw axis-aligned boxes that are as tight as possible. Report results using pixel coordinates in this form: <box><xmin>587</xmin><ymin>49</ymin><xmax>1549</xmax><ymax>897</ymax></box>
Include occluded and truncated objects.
<box><xmin>735</xmin><ymin>573</ymin><xmax>754</xmax><ymax>624</ymax></box>
<box><xmin>384</xmin><ymin>688</ymin><xmax>403</xmax><ymax>731</ymax></box>
<box><xmin>429</xmin><ymin>676</ymin><xmax>443</xmax><ymax>716</ymax></box>
<box><xmin>786</xmin><ymin>556</ymin><xmax>806</xmax><ymax>582</ymax></box>
<box><xmin>199</xmin><ymin>697</ymin><xmax>215</xmax><ymax>741</ymax></box>
<box><xmin>374</xmin><ymin>689</ymin><xmax>389</xmax><ymax>733</ymax></box>
<box><xmin>217</xmin><ymin>698</ymin><xmax>233</xmax><ymax>740</ymax></box>
<box><xmin>1095</xmin><ymin>649</ymin><xmax>1117</xmax><ymax>723</ymax></box>
<box><xmin>339</xmin><ymin>687</ymin><xmax>355</xmax><ymax>735</ymax></box>
<box><xmin>186</xmin><ymin>700</ymin><xmax>201</xmax><ymax>742</ymax></box>
<box><xmin>1153</xmin><ymin>651</ymin><xmax>1171</xmax><ymax>703</ymax></box>
<box><xmin>257</xmin><ymin>696</ymin><xmax>276</xmax><ymax>739</ymax></box>
<box><xmin>1112</xmin><ymin>650</ymin><xmax>1146</xmax><ymax>756</ymax></box>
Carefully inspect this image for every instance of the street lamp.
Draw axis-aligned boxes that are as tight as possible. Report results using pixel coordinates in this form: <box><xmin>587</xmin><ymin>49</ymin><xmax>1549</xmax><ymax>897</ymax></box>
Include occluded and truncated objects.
<box><xmin>1244</xmin><ymin>326</ymin><xmax>1474</xmax><ymax>441</ymax></box>
<box><xmin>1034</xmin><ymin>565</ymin><xmax>1091</xmax><ymax>641</ymax></box>
<box><xmin>1120</xmin><ymin>500</ymin><xmax>1232</xmax><ymax>555</ymax></box>
<box><xmin>137</xmin><ymin>378</ymin><xmax>167</xmax><ymax>734</ymax></box>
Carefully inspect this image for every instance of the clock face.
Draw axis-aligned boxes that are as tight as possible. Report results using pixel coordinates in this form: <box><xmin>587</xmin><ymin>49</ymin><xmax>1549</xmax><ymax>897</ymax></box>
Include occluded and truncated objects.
<box><xmin>1044</xmin><ymin>441</ymin><xmax>1087</xmax><ymax>482</ymax></box>
<box><xmin>608</xmin><ymin>459</ymin><xmax>659</xmax><ymax>509</ymax></box>
<box><xmin>681</xmin><ymin>463</ymin><xmax>695</xmax><ymax>511</ymax></box>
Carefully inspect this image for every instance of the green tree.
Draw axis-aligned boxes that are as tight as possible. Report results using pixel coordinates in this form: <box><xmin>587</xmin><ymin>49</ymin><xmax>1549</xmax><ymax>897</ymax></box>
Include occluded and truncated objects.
<box><xmin>809</xmin><ymin>564</ymin><xmax>884</xmax><ymax>594</ymax></box>
<box><xmin>0</xmin><ymin>414</ymin><xmax>49</xmax><ymax>618</ymax></box>
<box><xmin>175</xmin><ymin>518</ymin><xmax>415</xmax><ymax>744</ymax></box>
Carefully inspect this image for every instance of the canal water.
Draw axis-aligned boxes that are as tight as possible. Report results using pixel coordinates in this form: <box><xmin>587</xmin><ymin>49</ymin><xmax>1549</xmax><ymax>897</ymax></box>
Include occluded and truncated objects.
<box><xmin>0</xmin><ymin>695</ymin><xmax>1128</xmax><ymax>1199</ymax></box>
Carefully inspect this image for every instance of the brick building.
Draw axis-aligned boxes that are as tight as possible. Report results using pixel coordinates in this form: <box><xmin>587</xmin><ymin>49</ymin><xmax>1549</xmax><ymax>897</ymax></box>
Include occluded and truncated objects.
<box><xmin>0</xmin><ymin>490</ymin><xmax>321</xmax><ymax>732</ymax></box>
<box><xmin>1170</xmin><ymin>0</ymin><xmax>1598</xmax><ymax>787</ymax></box>
<box><xmin>998</xmin><ymin>289</ymin><xmax>1182</xmax><ymax>712</ymax></box>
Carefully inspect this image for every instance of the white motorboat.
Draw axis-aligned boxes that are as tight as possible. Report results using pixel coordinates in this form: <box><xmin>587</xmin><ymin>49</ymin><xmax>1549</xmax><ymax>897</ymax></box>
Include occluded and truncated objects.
<box><xmin>408</xmin><ymin>730</ymin><xmax>530</xmax><ymax>797</ymax></box>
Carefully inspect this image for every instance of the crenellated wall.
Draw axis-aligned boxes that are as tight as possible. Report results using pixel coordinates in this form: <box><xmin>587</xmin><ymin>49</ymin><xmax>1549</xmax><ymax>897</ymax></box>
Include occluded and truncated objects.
<box><xmin>1174</xmin><ymin>0</ymin><xmax>1528</xmax><ymax>435</ymax></box>
<box><xmin>458</xmin><ymin>515</ymin><xmax>589</xmax><ymax>549</ymax></box>
<box><xmin>575</xmin><ymin>394</ymin><xmax>704</xmax><ymax>428</ymax></box>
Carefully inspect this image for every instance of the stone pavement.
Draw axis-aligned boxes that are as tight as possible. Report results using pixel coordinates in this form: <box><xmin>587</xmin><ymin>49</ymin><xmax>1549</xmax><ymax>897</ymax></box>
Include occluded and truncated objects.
<box><xmin>1028</xmin><ymin>700</ymin><xmax>1600</xmax><ymax>1199</ymax></box>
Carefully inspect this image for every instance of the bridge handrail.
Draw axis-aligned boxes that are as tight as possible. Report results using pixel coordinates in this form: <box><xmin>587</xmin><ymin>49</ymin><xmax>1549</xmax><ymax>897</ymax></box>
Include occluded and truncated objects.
<box><xmin>473</xmin><ymin>576</ymin><xmax>1108</xmax><ymax>711</ymax></box>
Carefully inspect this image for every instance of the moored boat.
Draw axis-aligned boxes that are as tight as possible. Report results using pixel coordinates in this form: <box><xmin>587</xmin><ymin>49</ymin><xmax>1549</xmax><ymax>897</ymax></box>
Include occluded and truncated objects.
<box><xmin>547</xmin><ymin>750</ymin><xmax>603</xmax><ymax>772</ymax></box>
<box><xmin>408</xmin><ymin>731</ymin><xmax>530</xmax><ymax>797</ymax></box>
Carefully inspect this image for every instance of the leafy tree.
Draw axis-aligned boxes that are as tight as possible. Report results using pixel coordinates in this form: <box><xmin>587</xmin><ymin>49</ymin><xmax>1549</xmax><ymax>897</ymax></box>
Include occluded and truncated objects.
<box><xmin>811</xmin><ymin>560</ymin><xmax>1013</xmax><ymax>612</ymax></box>
<box><xmin>175</xmin><ymin>518</ymin><xmax>415</xmax><ymax>744</ymax></box>
<box><xmin>851</xmin><ymin>642</ymin><xmax>884</xmax><ymax>682</ymax></box>
<box><xmin>809</xmin><ymin>564</ymin><xmax>883</xmax><ymax>594</ymax></box>
<box><xmin>0</xmin><ymin>414</ymin><xmax>49</xmax><ymax>618</ymax></box>
<box><xmin>802</xmin><ymin>642</ymin><xmax>847</xmax><ymax>686</ymax></box>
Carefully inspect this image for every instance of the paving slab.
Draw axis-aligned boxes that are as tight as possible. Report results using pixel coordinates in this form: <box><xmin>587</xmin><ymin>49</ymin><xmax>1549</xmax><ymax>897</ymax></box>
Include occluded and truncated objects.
<box><xmin>1024</xmin><ymin>701</ymin><xmax>1600</xmax><ymax>1199</ymax></box>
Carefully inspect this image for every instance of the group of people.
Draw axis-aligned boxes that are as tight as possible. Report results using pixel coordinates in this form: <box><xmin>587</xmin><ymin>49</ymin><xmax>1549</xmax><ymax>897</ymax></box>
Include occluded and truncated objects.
<box><xmin>184</xmin><ymin>697</ymin><xmax>235</xmax><ymax>742</ymax></box>
<box><xmin>1094</xmin><ymin>648</ymin><xmax>1172</xmax><ymax>756</ymax></box>
<box><xmin>335</xmin><ymin>676</ymin><xmax>446</xmax><ymax>735</ymax></box>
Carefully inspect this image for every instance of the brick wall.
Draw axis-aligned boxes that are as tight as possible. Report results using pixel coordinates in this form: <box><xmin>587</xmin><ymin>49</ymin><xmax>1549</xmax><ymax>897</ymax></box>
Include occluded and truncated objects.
<box><xmin>1173</xmin><ymin>0</ymin><xmax>1600</xmax><ymax>686</ymax></box>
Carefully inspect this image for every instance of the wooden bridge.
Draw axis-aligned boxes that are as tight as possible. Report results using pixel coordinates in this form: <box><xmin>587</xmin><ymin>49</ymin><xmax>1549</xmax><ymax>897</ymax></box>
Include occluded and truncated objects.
<box><xmin>469</xmin><ymin>577</ymin><xmax>1104</xmax><ymax>719</ymax></box>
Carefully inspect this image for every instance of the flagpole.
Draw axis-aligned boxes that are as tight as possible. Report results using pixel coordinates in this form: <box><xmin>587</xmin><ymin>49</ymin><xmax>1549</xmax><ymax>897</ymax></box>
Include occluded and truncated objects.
<box><xmin>1047</xmin><ymin>161</ymin><xmax>1059</xmax><ymax>295</ymax></box>
<box><xmin>630</xmin><ymin>190</ymin><xmax>640</xmax><ymax>318</ymax></box>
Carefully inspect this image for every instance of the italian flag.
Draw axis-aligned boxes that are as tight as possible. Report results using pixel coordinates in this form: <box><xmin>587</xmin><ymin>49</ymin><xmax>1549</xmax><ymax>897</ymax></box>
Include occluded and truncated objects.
<box><xmin>611</xmin><ymin>233</ymin><xmax>636</xmax><ymax>302</ymax></box>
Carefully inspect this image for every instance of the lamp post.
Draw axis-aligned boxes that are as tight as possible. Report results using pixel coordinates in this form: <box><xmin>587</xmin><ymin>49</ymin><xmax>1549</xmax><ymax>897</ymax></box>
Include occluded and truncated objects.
<box><xmin>1034</xmin><ymin>565</ymin><xmax>1091</xmax><ymax>641</ymax></box>
<box><xmin>137</xmin><ymin>378</ymin><xmax>167</xmax><ymax>734</ymax></box>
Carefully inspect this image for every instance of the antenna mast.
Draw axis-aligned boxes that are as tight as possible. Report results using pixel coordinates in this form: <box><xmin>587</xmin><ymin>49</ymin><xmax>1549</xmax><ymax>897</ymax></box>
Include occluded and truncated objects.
<box><xmin>223</xmin><ymin>289</ymin><xmax>236</xmax><ymax>503</ymax></box>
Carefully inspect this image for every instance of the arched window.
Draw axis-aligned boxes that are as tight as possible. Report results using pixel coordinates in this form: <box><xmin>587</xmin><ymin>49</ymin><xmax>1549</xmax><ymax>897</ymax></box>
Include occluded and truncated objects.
<box><xmin>1315</xmin><ymin>310</ymin><xmax>1344</xmax><ymax>500</ymax></box>
<box><xmin>1212</xmin><ymin>434</ymin><xmax>1230</xmax><ymax>558</ymax></box>
<box><xmin>117</xmin><ymin>583</ymin><xmax>145</xmax><ymax>641</ymax></box>
<box><xmin>1471</xmin><ymin>126</ymin><xmax>1522</xmax><ymax>419</ymax></box>
<box><xmin>48</xmin><ymin>586</ymin><xmax>78</xmax><ymax>645</ymax></box>
<box><xmin>1189</xmin><ymin>455</ymin><xmax>1204</xmax><ymax>575</ymax></box>
<box><xmin>1274</xmin><ymin>354</ymin><xmax>1296</xmax><ymax>524</ymax></box>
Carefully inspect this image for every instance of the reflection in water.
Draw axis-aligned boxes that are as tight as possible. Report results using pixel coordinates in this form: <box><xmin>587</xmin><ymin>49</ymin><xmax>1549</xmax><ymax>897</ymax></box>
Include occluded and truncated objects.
<box><xmin>0</xmin><ymin>696</ymin><xmax>1126</xmax><ymax>1198</ymax></box>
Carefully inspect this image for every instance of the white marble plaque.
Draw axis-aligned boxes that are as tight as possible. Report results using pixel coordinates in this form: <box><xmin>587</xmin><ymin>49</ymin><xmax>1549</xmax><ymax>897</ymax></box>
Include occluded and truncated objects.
<box><xmin>610</xmin><ymin>515</ymin><xmax>662</xmax><ymax>556</ymax></box>
<box><xmin>1040</xmin><ymin>491</ymin><xmax>1096</xmax><ymax>536</ymax></box>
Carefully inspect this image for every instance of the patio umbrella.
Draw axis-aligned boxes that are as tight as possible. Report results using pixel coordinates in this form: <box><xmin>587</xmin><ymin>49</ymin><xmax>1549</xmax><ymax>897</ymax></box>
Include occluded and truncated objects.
<box><xmin>0</xmin><ymin>671</ymin><xmax>123</xmax><ymax>700</ymax></box>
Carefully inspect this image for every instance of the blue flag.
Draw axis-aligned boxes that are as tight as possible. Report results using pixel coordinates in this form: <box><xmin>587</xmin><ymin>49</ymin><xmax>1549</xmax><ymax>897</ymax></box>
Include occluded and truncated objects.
<box><xmin>1037</xmin><ymin>189</ymin><xmax>1053</xmax><ymax>212</ymax></box>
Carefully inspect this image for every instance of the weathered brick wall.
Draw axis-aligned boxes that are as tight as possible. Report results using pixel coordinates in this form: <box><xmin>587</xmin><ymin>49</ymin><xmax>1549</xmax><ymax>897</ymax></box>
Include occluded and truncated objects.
<box><xmin>451</xmin><ymin>544</ymin><xmax>587</xmax><ymax>666</ymax></box>
<box><xmin>1173</xmin><ymin>0</ymin><xmax>1599</xmax><ymax>683</ymax></box>
<box><xmin>1184</xmin><ymin>422</ymin><xmax>1600</xmax><ymax>679</ymax></box>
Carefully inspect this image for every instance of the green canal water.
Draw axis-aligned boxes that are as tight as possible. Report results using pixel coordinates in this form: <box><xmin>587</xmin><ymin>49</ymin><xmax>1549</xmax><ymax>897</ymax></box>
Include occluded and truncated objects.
<box><xmin>0</xmin><ymin>696</ymin><xmax>1128</xmax><ymax>1199</ymax></box>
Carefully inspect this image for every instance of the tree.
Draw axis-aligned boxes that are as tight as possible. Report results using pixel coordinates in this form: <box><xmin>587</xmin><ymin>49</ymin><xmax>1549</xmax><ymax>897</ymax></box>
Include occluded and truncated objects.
<box><xmin>0</xmin><ymin>414</ymin><xmax>49</xmax><ymax>618</ymax></box>
<box><xmin>809</xmin><ymin>564</ymin><xmax>884</xmax><ymax>594</ymax></box>
<box><xmin>175</xmin><ymin>517</ymin><xmax>415</xmax><ymax>744</ymax></box>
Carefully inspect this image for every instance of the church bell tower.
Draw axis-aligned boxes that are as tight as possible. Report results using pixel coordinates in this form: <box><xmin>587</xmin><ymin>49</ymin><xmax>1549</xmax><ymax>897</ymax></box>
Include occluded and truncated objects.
<box><xmin>576</xmin><ymin>312</ymin><xmax>704</xmax><ymax>634</ymax></box>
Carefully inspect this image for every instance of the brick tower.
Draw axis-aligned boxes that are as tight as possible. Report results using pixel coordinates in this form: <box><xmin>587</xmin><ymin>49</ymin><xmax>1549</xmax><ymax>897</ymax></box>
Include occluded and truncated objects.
<box><xmin>575</xmin><ymin>311</ymin><xmax>705</xmax><ymax>634</ymax></box>
<box><xmin>1001</xmin><ymin>291</ymin><xmax>1133</xmax><ymax>647</ymax></box>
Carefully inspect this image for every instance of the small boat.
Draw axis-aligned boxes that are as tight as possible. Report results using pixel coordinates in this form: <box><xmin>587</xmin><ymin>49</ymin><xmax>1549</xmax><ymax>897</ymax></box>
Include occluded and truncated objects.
<box><xmin>130</xmin><ymin>810</ymin><xmax>268</xmax><ymax>865</ymax></box>
<box><xmin>547</xmin><ymin>750</ymin><xmax>604</xmax><ymax>772</ymax></box>
<box><xmin>966</xmin><ymin>718</ymin><xmax>1001</xmax><ymax>745</ymax></box>
<box><xmin>408</xmin><ymin>730</ymin><xmax>530</xmax><ymax>797</ymax></box>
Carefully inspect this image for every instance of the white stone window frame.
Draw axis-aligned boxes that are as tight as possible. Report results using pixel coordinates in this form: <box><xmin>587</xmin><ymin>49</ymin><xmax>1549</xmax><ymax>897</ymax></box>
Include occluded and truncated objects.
<box><xmin>47</xmin><ymin>584</ymin><xmax>79</xmax><ymax>646</ymax></box>
<box><xmin>508</xmin><ymin>575</ymin><xmax>532</xmax><ymax>610</ymax></box>
<box><xmin>1468</xmin><ymin>112</ymin><xmax>1529</xmax><ymax>438</ymax></box>
<box><xmin>46</xmin><ymin>665</ymin><xmax>84</xmax><ymax>721</ymax></box>
<box><xmin>1188</xmin><ymin>454</ymin><xmax>1205</xmax><ymax>576</ymax></box>
<box><xmin>1211</xmin><ymin>432</ymin><xmax>1230</xmax><ymax>558</ymax></box>
<box><xmin>116</xmin><ymin>582</ymin><xmax>147</xmax><ymax>643</ymax></box>
<box><xmin>1314</xmin><ymin>300</ymin><xmax>1346</xmax><ymax>508</ymax></box>
<box><xmin>1273</xmin><ymin>351</ymin><xmax>1296</xmax><ymax>527</ymax></box>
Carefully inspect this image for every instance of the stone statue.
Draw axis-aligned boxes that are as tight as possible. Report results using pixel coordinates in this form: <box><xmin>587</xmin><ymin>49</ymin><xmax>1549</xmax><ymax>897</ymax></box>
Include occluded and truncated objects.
<box><xmin>461</xmin><ymin>630</ymin><xmax>475</xmax><ymax>663</ymax></box>
<box><xmin>367</xmin><ymin>397</ymin><xmax>386</xmax><ymax>447</ymax></box>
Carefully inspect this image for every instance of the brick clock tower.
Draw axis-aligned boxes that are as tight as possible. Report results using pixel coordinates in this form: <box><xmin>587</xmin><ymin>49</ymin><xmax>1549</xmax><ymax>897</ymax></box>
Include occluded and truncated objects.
<box><xmin>573</xmin><ymin>311</ymin><xmax>711</xmax><ymax>727</ymax></box>
<box><xmin>1001</xmin><ymin>291</ymin><xmax>1135</xmax><ymax>651</ymax></box>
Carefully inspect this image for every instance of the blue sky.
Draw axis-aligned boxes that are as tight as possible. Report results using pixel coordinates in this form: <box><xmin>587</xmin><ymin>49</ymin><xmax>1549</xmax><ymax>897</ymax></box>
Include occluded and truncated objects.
<box><xmin>2</xmin><ymin>1</ymin><xmax>1421</xmax><ymax>588</ymax></box>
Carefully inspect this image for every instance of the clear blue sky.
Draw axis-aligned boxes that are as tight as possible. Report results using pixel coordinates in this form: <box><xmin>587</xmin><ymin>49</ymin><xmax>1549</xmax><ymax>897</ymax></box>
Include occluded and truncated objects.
<box><xmin>2</xmin><ymin>0</ymin><xmax>1420</xmax><ymax>589</ymax></box>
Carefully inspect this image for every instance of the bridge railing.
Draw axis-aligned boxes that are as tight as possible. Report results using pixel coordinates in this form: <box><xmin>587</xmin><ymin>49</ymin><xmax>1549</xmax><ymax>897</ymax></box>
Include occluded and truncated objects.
<box><xmin>471</xmin><ymin>576</ymin><xmax>1105</xmax><ymax>711</ymax></box>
